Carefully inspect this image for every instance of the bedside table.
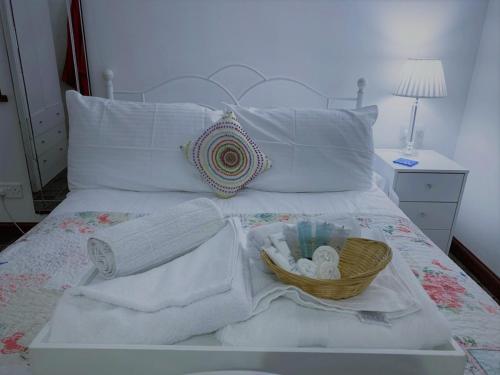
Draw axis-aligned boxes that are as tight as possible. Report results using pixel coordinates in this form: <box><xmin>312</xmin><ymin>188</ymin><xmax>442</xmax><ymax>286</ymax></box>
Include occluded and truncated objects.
<box><xmin>374</xmin><ymin>149</ymin><xmax>468</xmax><ymax>254</ymax></box>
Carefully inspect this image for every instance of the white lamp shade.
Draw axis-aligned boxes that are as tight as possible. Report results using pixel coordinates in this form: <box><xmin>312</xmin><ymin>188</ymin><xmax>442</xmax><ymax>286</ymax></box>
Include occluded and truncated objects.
<box><xmin>393</xmin><ymin>58</ymin><xmax>447</xmax><ymax>98</ymax></box>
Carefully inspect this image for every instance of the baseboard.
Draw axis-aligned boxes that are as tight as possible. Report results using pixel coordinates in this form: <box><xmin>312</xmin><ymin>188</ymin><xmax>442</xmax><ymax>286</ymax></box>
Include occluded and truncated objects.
<box><xmin>450</xmin><ymin>237</ymin><xmax>500</xmax><ymax>302</ymax></box>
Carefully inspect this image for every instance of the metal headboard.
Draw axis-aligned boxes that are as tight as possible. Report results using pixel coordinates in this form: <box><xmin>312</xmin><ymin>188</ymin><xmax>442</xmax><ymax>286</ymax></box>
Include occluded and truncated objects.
<box><xmin>102</xmin><ymin>64</ymin><xmax>366</xmax><ymax>109</ymax></box>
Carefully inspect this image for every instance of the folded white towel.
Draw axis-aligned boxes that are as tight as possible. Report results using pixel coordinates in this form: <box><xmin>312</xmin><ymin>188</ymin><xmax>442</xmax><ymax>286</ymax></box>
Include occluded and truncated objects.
<box><xmin>87</xmin><ymin>198</ymin><xmax>225</xmax><ymax>279</ymax></box>
<box><xmin>217</xmin><ymin>242</ymin><xmax>451</xmax><ymax>350</ymax></box>
<box><xmin>217</xmin><ymin>296</ymin><xmax>451</xmax><ymax>349</ymax></box>
<box><xmin>77</xmin><ymin>220</ymin><xmax>240</xmax><ymax>312</ymax></box>
<box><xmin>48</xmin><ymin>219</ymin><xmax>252</xmax><ymax>344</ymax></box>
<box><xmin>246</xmin><ymin>222</ymin><xmax>420</xmax><ymax>319</ymax></box>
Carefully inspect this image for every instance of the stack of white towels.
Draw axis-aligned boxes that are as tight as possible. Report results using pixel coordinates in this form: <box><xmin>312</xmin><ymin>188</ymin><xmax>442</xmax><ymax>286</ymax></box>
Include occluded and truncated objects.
<box><xmin>49</xmin><ymin>198</ymin><xmax>252</xmax><ymax>344</ymax></box>
<box><xmin>217</xmin><ymin>221</ymin><xmax>451</xmax><ymax>349</ymax></box>
<box><xmin>48</xmin><ymin>199</ymin><xmax>451</xmax><ymax>350</ymax></box>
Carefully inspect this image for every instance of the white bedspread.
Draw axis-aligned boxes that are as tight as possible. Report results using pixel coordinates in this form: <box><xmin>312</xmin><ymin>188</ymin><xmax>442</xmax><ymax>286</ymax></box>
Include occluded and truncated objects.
<box><xmin>48</xmin><ymin>207</ymin><xmax>448</xmax><ymax>349</ymax></box>
<box><xmin>46</xmin><ymin>186</ymin><xmax>451</xmax><ymax>349</ymax></box>
<box><xmin>0</xmin><ymin>181</ymin><xmax>500</xmax><ymax>375</ymax></box>
<box><xmin>1</xmin><ymin>184</ymin><xmax>497</xmax><ymax>375</ymax></box>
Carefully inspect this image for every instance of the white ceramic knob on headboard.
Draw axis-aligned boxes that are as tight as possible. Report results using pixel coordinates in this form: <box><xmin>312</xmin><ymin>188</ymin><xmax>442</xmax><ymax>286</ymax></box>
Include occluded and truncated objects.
<box><xmin>356</xmin><ymin>78</ymin><xmax>366</xmax><ymax>109</ymax></box>
<box><xmin>357</xmin><ymin>77</ymin><xmax>367</xmax><ymax>90</ymax></box>
<box><xmin>103</xmin><ymin>69</ymin><xmax>114</xmax><ymax>99</ymax></box>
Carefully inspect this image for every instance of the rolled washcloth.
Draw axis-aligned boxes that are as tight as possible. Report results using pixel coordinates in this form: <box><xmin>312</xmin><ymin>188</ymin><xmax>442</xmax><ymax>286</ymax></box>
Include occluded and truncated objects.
<box><xmin>87</xmin><ymin>198</ymin><xmax>225</xmax><ymax>279</ymax></box>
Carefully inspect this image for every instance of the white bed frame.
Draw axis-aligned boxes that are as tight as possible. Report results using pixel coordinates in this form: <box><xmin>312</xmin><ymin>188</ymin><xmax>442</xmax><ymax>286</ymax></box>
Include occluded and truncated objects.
<box><xmin>31</xmin><ymin>324</ymin><xmax>465</xmax><ymax>375</ymax></box>
<box><xmin>30</xmin><ymin>65</ymin><xmax>466</xmax><ymax>375</ymax></box>
<box><xmin>101</xmin><ymin>64</ymin><xmax>366</xmax><ymax>110</ymax></box>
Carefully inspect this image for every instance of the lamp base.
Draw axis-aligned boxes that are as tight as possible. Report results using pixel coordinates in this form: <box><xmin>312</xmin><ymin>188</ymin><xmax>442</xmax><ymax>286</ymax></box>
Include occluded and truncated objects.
<box><xmin>402</xmin><ymin>97</ymin><xmax>420</xmax><ymax>157</ymax></box>
<box><xmin>402</xmin><ymin>141</ymin><xmax>417</xmax><ymax>156</ymax></box>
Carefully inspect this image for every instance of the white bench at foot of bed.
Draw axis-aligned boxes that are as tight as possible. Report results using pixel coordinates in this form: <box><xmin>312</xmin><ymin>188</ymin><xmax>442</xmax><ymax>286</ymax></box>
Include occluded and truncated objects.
<box><xmin>30</xmin><ymin>324</ymin><xmax>465</xmax><ymax>375</ymax></box>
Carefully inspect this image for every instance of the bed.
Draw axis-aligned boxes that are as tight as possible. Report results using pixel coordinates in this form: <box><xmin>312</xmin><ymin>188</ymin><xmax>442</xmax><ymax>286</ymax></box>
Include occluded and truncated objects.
<box><xmin>0</xmin><ymin>66</ymin><xmax>498</xmax><ymax>375</ymax></box>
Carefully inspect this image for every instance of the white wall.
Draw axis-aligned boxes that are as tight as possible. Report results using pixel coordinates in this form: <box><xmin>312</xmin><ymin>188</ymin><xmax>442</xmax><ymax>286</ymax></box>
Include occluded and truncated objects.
<box><xmin>453</xmin><ymin>0</ymin><xmax>500</xmax><ymax>275</ymax></box>
<box><xmin>0</xmin><ymin>0</ymin><xmax>492</xmax><ymax>224</ymax></box>
<box><xmin>82</xmin><ymin>0</ymin><xmax>488</xmax><ymax>158</ymax></box>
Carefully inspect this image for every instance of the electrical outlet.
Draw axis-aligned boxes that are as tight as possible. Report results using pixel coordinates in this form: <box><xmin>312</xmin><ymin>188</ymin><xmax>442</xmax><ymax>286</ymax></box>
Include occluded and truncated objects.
<box><xmin>0</xmin><ymin>183</ymin><xmax>23</xmax><ymax>199</ymax></box>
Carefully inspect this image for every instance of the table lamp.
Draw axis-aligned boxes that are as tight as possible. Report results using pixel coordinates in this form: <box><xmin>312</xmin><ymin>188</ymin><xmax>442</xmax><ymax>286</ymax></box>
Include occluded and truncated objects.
<box><xmin>393</xmin><ymin>58</ymin><xmax>447</xmax><ymax>155</ymax></box>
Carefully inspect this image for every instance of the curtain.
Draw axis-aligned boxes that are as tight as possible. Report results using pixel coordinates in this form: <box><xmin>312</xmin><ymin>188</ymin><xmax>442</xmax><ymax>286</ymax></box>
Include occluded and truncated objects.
<box><xmin>62</xmin><ymin>0</ymin><xmax>90</xmax><ymax>95</ymax></box>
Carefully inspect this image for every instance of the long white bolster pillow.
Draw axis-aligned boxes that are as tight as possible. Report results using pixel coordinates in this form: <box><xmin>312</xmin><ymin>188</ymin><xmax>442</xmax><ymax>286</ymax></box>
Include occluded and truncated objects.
<box><xmin>87</xmin><ymin>198</ymin><xmax>225</xmax><ymax>279</ymax></box>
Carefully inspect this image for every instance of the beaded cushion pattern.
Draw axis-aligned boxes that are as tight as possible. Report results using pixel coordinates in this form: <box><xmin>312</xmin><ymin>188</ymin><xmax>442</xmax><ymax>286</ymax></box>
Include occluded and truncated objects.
<box><xmin>181</xmin><ymin>112</ymin><xmax>271</xmax><ymax>198</ymax></box>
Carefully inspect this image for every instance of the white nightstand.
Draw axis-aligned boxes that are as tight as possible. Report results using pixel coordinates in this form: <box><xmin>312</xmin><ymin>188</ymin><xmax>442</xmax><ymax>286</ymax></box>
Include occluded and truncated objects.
<box><xmin>374</xmin><ymin>149</ymin><xmax>468</xmax><ymax>254</ymax></box>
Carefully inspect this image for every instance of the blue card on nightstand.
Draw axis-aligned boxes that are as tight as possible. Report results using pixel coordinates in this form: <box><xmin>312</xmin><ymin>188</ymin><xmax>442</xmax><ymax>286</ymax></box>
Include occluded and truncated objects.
<box><xmin>393</xmin><ymin>158</ymin><xmax>418</xmax><ymax>167</ymax></box>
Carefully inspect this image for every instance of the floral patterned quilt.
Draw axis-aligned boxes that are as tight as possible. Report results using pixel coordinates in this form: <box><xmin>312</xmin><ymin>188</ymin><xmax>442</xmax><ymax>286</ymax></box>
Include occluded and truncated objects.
<box><xmin>0</xmin><ymin>211</ymin><xmax>498</xmax><ymax>374</ymax></box>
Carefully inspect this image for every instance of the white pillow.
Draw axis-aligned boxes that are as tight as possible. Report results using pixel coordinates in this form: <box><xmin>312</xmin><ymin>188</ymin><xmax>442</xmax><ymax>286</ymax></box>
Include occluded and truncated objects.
<box><xmin>226</xmin><ymin>104</ymin><xmax>378</xmax><ymax>192</ymax></box>
<box><xmin>66</xmin><ymin>91</ymin><xmax>221</xmax><ymax>192</ymax></box>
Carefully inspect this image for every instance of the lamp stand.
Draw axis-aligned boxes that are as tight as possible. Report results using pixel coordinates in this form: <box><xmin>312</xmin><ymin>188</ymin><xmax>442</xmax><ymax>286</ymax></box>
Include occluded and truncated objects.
<box><xmin>404</xmin><ymin>97</ymin><xmax>419</xmax><ymax>156</ymax></box>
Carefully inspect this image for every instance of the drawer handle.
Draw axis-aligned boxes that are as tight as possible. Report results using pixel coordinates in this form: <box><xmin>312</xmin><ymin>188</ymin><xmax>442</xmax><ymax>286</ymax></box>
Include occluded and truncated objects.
<box><xmin>43</xmin><ymin>159</ymin><xmax>47</xmax><ymax>163</ymax></box>
<box><xmin>426</xmin><ymin>184</ymin><xmax>433</xmax><ymax>190</ymax></box>
<box><xmin>59</xmin><ymin>147</ymin><xmax>63</xmax><ymax>151</ymax></box>
<box><xmin>419</xmin><ymin>212</ymin><xmax>427</xmax><ymax>217</ymax></box>
<box><xmin>57</xmin><ymin>130</ymin><xmax>62</xmax><ymax>134</ymax></box>
<box><xmin>41</xmin><ymin>140</ymin><xmax>45</xmax><ymax>144</ymax></box>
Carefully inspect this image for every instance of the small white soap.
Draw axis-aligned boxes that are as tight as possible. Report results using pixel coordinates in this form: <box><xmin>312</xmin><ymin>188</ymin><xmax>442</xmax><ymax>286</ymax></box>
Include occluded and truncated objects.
<box><xmin>316</xmin><ymin>261</ymin><xmax>341</xmax><ymax>280</ymax></box>
<box><xmin>312</xmin><ymin>246</ymin><xmax>339</xmax><ymax>266</ymax></box>
<box><xmin>297</xmin><ymin>258</ymin><xmax>317</xmax><ymax>278</ymax></box>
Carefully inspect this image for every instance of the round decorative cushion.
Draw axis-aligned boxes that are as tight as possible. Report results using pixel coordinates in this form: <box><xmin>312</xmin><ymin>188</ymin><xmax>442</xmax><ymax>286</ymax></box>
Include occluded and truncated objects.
<box><xmin>181</xmin><ymin>112</ymin><xmax>271</xmax><ymax>198</ymax></box>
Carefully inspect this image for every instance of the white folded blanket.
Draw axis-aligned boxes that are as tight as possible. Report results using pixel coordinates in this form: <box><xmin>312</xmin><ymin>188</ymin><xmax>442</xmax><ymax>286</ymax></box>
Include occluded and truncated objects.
<box><xmin>87</xmin><ymin>198</ymin><xmax>225</xmax><ymax>279</ymax></box>
<box><xmin>246</xmin><ymin>222</ymin><xmax>420</xmax><ymax>320</ymax></box>
<box><xmin>217</xmin><ymin>223</ymin><xmax>451</xmax><ymax>349</ymax></box>
<box><xmin>48</xmin><ymin>219</ymin><xmax>252</xmax><ymax>344</ymax></box>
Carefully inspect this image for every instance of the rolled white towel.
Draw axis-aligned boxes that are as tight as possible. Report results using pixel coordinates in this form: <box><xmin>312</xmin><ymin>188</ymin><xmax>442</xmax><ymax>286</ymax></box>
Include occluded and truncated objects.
<box><xmin>87</xmin><ymin>198</ymin><xmax>225</xmax><ymax>279</ymax></box>
<box><xmin>316</xmin><ymin>261</ymin><xmax>341</xmax><ymax>280</ymax></box>
<box><xmin>296</xmin><ymin>258</ymin><xmax>317</xmax><ymax>278</ymax></box>
<box><xmin>312</xmin><ymin>246</ymin><xmax>339</xmax><ymax>266</ymax></box>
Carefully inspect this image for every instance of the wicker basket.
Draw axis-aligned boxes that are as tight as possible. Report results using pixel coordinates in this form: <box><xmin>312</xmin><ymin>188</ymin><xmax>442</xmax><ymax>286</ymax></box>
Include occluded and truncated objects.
<box><xmin>261</xmin><ymin>237</ymin><xmax>392</xmax><ymax>300</ymax></box>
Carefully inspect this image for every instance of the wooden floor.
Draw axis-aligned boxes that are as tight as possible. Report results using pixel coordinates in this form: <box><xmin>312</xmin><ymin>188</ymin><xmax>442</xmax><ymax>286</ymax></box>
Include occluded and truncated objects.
<box><xmin>449</xmin><ymin>250</ymin><xmax>499</xmax><ymax>304</ymax></box>
<box><xmin>32</xmin><ymin>169</ymin><xmax>69</xmax><ymax>214</ymax></box>
<box><xmin>0</xmin><ymin>170</ymin><xmax>68</xmax><ymax>250</ymax></box>
<box><xmin>0</xmin><ymin>230</ymin><xmax>21</xmax><ymax>251</ymax></box>
<box><xmin>0</xmin><ymin>242</ymin><xmax>11</xmax><ymax>251</ymax></box>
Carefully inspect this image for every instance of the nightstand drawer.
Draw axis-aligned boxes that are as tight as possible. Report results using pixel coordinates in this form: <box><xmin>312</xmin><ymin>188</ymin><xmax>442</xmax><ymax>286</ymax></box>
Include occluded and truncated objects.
<box><xmin>395</xmin><ymin>173</ymin><xmax>464</xmax><ymax>202</ymax></box>
<box><xmin>400</xmin><ymin>202</ymin><xmax>457</xmax><ymax>230</ymax></box>
<box><xmin>422</xmin><ymin>229</ymin><xmax>450</xmax><ymax>251</ymax></box>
